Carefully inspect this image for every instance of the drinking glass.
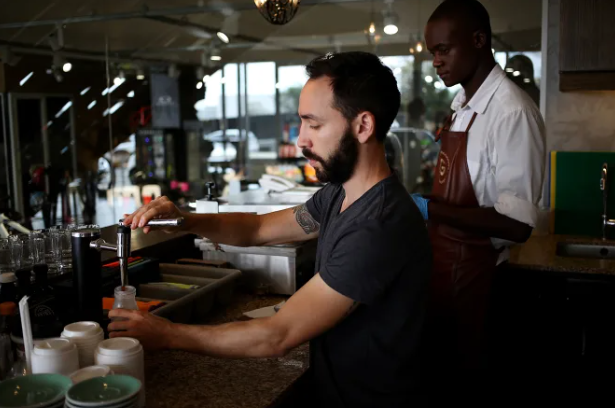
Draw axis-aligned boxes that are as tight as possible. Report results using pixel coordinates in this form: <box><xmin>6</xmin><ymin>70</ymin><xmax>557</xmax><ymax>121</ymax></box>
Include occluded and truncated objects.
<box><xmin>8</xmin><ymin>236</ymin><xmax>22</xmax><ymax>271</ymax></box>
<box><xmin>0</xmin><ymin>238</ymin><xmax>10</xmax><ymax>273</ymax></box>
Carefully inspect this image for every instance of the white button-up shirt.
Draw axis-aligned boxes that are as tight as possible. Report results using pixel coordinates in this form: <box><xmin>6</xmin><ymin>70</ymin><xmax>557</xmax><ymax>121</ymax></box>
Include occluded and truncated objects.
<box><xmin>448</xmin><ymin>64</ymin><xmax>546</xmax><ymax>261</ymax></box>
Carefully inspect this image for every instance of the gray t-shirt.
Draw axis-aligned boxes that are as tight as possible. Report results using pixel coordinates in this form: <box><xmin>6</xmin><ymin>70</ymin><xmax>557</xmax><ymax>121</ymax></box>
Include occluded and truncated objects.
<box><xmin>305</xmin><ymin>175</ymin><xmax>431</xmax><ymax>407</ymax></box>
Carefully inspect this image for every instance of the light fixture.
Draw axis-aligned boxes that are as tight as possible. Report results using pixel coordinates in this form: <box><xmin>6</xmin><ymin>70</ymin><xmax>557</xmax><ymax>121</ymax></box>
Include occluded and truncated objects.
<box><xmin>62</xmin><ymin>62</ymin><xmax>72</xmax><ymax>72</ymax></box>
<box><xmin>19</xmin><ymin>72</ymin><xmax>34</xmax><ymax>86</ymax></box>
<box><xmin>113</xmin><ymin>76</ymin><xmax>122</xmax><ymax>86</ymax></box>
<box><xmin>254</xmin><ymin>0</ymin><xmax>301</xmax><ymax>25</ymax></box>
<box><xmin>416</xmin><ymin>42</ymin><xmax>423</xmax><ymax>53</ymax></box>
<box><xmin>434</xmin><ymin>81</ymin><xmax>443</xmax><ymax>89</ymax></box>
<box><xmin>127</xmin><ymin>90</ymin><xmax>135</xmax><ymax>98</ymax></box>
<box><xmin>513</xmin><ymin>71</ymin><xmax>521</xmax><ymax>77</ymax></box>
<box><xmin>210</xmin><ymin>46</ymin><xmax>222</xmax><ymax>62</ymax></box>
<box><xmin>80</xmin><ymin>86</ymin><xmax>91</xmax><ymax>95</ymax></box>
<box><xmin>523</xmin><ymin>78</ymin><xmax>531</xmax><ymax>83</ymax></box>
<box><xmin>87</xmin><ymin>100</ymin><xmax>97</xmax><ymax>110</ymax></box>
<box><xmin>54</xmin><ymin>101</ymin><xmax>72</xmax><ymax>118</ymax></box>
<box><xmin>382</xmin><ymin>2</ymin><xmax>399</xmax><ymax>36</ymax></box>
<box><xmin>136</xmin><ymin>68</ymin><xmax>145</xmax><ymax>80</ymax></box>
<box><xmin>409</xmin><ymin>47</ymin><xmax>415</xmax><ymax>54</ymax></box>
<box><xmin>196</xmin><ymin>81</ymin><xmax>203</xmax><ymax>90</ymax></box>
<box><xmin>505</xmin><ymin>67</ymin><xmax>514</xmax><ymax>73</ymax></box>
<box><xmin>368</xmin><ymin>22</ymin><xmax>376</xmax><ymax>35</ymax></box>
<box><xmin>425</xmin><ymin>75</ymin><xmax>433</xmax><ymax>83</ymax></box>
<box><xmin>1</xmin><ymin>47</ymin><xmax>21</xmax><ymax>67</ymax></box>
<box><xmin>217</xmin><ymin>32</ymin><xmax>230</xmax><ymax>43</ymax></box>
<box><xmin>103</xmin><ymin>100</ymin><xmax>125</xmax><ymax>117</ymax></box>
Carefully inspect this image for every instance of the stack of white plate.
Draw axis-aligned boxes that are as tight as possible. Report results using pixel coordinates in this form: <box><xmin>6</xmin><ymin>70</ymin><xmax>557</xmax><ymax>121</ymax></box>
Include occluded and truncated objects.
<box><xmin>65</xmin><ymin>375</ymin><xmax>142</xmax><ymax>408</ymax></box>
<box><xmin>61</xmin><ymin>321</ymin><xmax>104</xmax><ymax>367</ymax></box>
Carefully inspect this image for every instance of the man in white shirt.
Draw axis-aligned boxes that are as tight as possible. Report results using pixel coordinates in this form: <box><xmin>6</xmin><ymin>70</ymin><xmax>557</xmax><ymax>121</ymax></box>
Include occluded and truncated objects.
<box><xmin>411</xmin><ymin>0</ymin><xmax>546</xmax><ymax>405</ymax></box>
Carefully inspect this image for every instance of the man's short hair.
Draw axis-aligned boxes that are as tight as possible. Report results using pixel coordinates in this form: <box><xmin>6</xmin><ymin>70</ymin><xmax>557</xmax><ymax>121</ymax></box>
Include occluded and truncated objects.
<box><xmin>306</xmin><ymin>52</ymin><xmax>401</xmax><ymax>142</ymax></box>
<box><xmin>428</xmin><ymin>0</ymin><xmax>492</xmax><ymax>45</ymax></box>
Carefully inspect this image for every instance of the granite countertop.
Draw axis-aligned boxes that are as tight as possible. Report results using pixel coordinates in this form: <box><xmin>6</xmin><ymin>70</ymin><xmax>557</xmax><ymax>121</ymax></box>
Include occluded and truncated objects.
<box><xmin>144</xmin><ymin>293</ymin><xmax>309</xmax><ymax>408</ymax></box>
<box><xmin>509</xmin><ymin>233</ymin><xmax>615</xmax><ymax>276</ymax></box>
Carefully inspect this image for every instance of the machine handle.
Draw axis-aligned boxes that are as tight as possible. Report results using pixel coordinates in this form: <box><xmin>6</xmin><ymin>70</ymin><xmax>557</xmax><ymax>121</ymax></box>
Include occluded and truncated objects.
<box><xmin>119</xmin><ymin>218</ymin><xmax>184</xmax><ymax>227</ymax></box>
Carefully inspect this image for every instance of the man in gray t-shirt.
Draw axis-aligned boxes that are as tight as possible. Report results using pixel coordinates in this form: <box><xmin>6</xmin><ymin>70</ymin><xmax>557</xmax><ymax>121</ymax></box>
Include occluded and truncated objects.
<box><xmin>108</xmin><ymin>52</ymin><xmax>431</xmax><ymax>407</ymax></box>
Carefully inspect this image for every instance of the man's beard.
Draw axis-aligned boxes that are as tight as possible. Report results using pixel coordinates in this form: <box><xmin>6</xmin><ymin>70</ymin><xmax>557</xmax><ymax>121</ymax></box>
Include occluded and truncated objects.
<box><xmin>302</xmin><ymin>127</ymin><xmax>359</xmax><ymax>184</ymax></box>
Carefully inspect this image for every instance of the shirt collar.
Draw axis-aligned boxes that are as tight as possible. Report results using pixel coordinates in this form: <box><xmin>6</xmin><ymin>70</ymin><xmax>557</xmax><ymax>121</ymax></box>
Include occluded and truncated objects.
<box><xmin>450</xmin><ymin>64</ymin><xmax>506</xmax><ymax>114</ymax></box>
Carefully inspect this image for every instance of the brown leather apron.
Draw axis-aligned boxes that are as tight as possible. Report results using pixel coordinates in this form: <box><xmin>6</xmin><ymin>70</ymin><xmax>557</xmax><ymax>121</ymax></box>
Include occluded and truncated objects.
<box><xmin>425</xmin><ymin>112</ymin><xmax>500</xmax><ymax>390</ymax></box>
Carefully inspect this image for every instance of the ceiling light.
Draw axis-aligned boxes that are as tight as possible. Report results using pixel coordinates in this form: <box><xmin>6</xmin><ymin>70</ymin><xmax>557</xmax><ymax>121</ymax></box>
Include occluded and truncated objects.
<box><xmin>425</xmin><ymin>75</ymin><xmax>433</xmax><ymax>83</ymax></box>
<box><xmin>80</xmin><ymin>86</ymin><xmax>91</xmax><ymax>95</ymax></box>
<box><xmin>136</xmin><ymin>68</ymin><xmax>145</xmax><ymax>80</ymax></box>
<box><xmin>505</xmin><ymin>67</ymin><xmax>514</xmax><ymax>73</ymax></box>
<box><xmin>416</xmin><ymin>42</ymin><xmax>423</xmax><ymax>53</ymax></box>
<box><xmin>46</xmin><ymin>121</ymin><xmax>53</xmax><ymax>127</ymax></box>
<box><xmin>368</xmin><ymin>22</ymin><xmax>376</xmax><ymax>35</ymax></box>
<box><xmin>211</xmin><ymin>55</ymin><xmax>222</xmax><ymax>61</ymax></box>
<box><xmin>19</xmin><ymin>72</ymin><xmax>34</xmax><ymax>86</ymax></box>
<box><xmin>382</xmin><ymin>4</ymin><xmax>399</xmax><ymax>36</ymax></box>
<box><xmin>434</xmin><ymin>81</ymin><xmax>443</xmax><ymax>89</ymax></box>
<box><xmin>524</xmin><ymin>78</ymin><xmax>531</xmax><ymax>83</ymax></box>
<box><xmin>127</xmin><ymin>90</ymin><xmax>135</xmax><ymax>98</ymax></box>
<box><xmin>54</xmin><ymin>101</ymin><xmax>72</xmax><ymax>118</ymax></box>
<box><xmin>103</xmin><ymin>100</ymin><xmax>125</xmax><ymax>117</ymax></box>
<box><xmin>409</xmin><ymin>47</ymin><xmax>415</xmax><ymax>54</ymax></box>
<box><xmin>383</xmin><ymin>23</ymin><xmax>398</xmax><ymax>35</ymax></box>
<box><xmin>217</xmin><ymin>32</ymin><xmax>230</xmax><ymax>43</ymax></box>
<box><xmin>196</xmin><ymin>81</ymin><xmax>203</xmax><ymax>90</ymax></box>
<box><xmin>114</xmin><ymin>76</ymin><xmax>122</xmax><ymax>86</ymax></box>
<box><xmin>513</xmin><ymin>71</ymin><xmax>521</xmax><ymax>77</ymax></box>
<box><xmin>254</xmin><ymin>0</ymin><xmax>301</xmax><ymax>25</ymax></box>
<box><xmin>87</xmin><ymin>100</ymin><xmax>97</xmax><ymax>110</ymax></box>
<box><xmin>62</xmin><ymin>62</ymin><xmax>72</xmax><ymax>72</ymax></box>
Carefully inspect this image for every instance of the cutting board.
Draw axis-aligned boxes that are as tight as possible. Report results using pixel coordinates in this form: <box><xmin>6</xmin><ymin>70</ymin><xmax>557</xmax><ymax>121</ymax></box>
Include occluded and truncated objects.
<box><xmin>550</xmin><ymin>151</ymin><xmax>615</xmax><ymax>238</ymax></box>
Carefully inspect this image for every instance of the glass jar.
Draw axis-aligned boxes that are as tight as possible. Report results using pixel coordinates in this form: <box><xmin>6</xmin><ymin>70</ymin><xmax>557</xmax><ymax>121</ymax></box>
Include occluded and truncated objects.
<box><xmin>111</xmin><ymin>286</ymin><xmax>139</xmax><ymax>322</ymax></box>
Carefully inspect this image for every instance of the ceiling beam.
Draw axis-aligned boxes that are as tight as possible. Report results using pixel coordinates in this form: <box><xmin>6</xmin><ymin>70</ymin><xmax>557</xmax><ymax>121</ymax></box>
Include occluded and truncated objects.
<box><xmin>0</xmin><ymin>0</ymin><xmax>371</xmax><ymax>30</ymax></box>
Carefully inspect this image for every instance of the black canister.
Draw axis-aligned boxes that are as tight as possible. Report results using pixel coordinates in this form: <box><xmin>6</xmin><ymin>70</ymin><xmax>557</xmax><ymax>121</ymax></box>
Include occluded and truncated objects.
<box><xmin>71</xmin><ymin>227</ymin><xmax>102</xmax><ymax>323</ymax></box>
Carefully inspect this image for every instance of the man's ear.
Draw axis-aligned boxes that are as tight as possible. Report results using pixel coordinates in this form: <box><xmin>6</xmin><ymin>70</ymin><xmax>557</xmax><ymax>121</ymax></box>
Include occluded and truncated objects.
<box><xmin>473</xmin><ymin>30</ymin><xmax>487</xmax><ymax>49</ymax></box>
<box><xmin>353</xmin><ymin>111</ymin><xmax>376</xmax><ymax>144</ymax></box>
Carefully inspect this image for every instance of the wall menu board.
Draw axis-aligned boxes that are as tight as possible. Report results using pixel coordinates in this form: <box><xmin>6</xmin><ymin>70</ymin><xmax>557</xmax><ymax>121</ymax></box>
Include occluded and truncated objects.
<box><xmin>150</xmin><ymin>73</ymin><xmax>181</xmax><ymax>129</ymax></box>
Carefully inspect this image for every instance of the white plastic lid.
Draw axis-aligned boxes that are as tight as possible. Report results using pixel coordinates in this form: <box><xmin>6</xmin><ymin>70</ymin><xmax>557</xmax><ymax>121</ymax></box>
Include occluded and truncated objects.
<box><xmin>33</xmin><ymin>338</ymin><xmax>75</xmax><ymax>356</ymax></box>
<box><xmin>63</xmin><ymin>321</ymin><xmax>101</xmax><ymax>338</ymax></box>
<box><xmin>0</xmin><ymin>272</ymin><xmax>17</xmax><ymax>283</ymax></box>
<box><xmin>69</xmin><ymin>365</ymin><xmax>113</xmax><ymax>384</ymax></box>
<box><xmin>96</xmin><ymin>337</ymin><xmax>142</xmax><ymax>357</ymax></box>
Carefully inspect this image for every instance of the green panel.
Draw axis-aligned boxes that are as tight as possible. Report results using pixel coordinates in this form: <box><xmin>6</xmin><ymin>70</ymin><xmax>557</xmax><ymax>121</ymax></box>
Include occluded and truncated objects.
<box><xmin>553</xmin><ymin>151</ymin><xmax>615</xmax><ymax>239</ymax></box>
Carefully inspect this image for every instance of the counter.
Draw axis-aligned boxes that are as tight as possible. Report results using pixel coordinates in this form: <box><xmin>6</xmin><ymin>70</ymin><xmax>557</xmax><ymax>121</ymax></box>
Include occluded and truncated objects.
<box><xmin>143</xmin><ymin>293</ymin><xmax>309</xmax><ymax>408</ymax></box>
<box><xmin>509</xmin><ymin>233</ymin><xmax>615</xmax><ymax>276</ymax></box>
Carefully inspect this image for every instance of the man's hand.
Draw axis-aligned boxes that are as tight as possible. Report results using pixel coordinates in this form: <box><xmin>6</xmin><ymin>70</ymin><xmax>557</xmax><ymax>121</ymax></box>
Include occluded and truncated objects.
<box><xmin>411</xmin><ymin>193</ymin><xmax>429</xmax><ymax>220</ymax></box>
<box><xmin>122</xmin><ymin>196</ymin><xmax>184</xmax><ymax>234</ymax></box>
<box><xmin>108</xmin><ymin>309</ymin><xmax>175</xmax><ymax>351</ymax></box>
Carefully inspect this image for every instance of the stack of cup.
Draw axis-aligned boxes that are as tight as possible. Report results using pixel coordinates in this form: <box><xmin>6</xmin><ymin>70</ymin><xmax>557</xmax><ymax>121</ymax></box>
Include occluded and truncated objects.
<box><xmin>95</xmin><ymin>338</ymin><xmax>145</xmax><ymax>407</ymax></box>
<box><xmin>61</xmin><ymin>322</ymin><xmax>104</xmax><ymax>367</ymax></box>
<box><xmin>31</xmin><ymin>338</ymin><xmax>80</xmax><ymax>375</ymax></box>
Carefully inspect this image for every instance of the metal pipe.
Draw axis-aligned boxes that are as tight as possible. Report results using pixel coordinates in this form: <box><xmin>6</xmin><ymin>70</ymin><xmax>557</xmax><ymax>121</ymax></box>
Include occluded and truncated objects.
<box><xmin>0</xmin><ymin>0</ymin><xmax>370</xmax><ymax>30</ymax></box>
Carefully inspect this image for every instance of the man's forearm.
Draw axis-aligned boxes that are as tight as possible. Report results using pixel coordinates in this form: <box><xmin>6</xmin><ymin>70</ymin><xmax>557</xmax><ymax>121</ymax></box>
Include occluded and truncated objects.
<box><xmin>428</xmin><ymin>202</ymin><xmax>532</xmax><ymax>243</ymax></box>
<box><xmin>183</xmin><ymin>212</ymin><xmax>263</xmax><ymax>247</ymax></box>
<box><xmin>166</xmin><ymin>318</ymin><xmax>291</xmax><ymax>359</ymax></box>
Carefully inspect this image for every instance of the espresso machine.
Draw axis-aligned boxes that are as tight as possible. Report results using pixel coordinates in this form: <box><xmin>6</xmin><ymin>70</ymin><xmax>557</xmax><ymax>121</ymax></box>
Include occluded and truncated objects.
<box><xmin>71</xmin><ymin>218</ymin><xmax>184</xmax><ymax>323</ymax></box>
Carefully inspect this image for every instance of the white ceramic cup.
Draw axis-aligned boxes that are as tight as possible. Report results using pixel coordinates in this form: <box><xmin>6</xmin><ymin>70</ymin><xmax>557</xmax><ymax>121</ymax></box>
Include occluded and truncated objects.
<box><xmin>95</xmin><ymin>338</ymin><xmax>146</xmax><ymax>408</ymax></box>
<box><xmin>31</xmin><ymin>338</ymin><xmax>80</xmax><ymax>376</ymax></box>
<box><xmin>61</xmin><ymin>321</ymin><xmax>104</xmax><ymax>367</ymax></box>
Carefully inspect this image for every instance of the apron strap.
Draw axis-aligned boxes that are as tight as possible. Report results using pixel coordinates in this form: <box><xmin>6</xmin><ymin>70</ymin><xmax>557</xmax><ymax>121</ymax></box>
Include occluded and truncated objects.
<box><xmin>435</xmin><ymin>114</ymin><xmax>454</xmax><ymax>142</ymax></box>
<box><xmin>465</xmin><ymin>112</ymin><xmax>479</xmax><ymax>132</ymax></box>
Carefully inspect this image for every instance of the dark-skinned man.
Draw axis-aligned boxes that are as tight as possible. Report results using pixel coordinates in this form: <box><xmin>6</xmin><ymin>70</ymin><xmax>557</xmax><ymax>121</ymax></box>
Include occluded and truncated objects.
<box><xmin>411</xmin><ymin>0</ymin><xmax>546</xmax><ymax>405</ymax></box>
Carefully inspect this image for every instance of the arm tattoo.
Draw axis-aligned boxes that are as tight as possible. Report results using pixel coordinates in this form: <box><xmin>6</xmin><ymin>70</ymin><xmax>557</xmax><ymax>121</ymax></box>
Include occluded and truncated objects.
<box><xmin>293</xmin><ymin>204</ymin><xmax>320</xmax><ymax>234</ymax></box>
<box><xmin>344</xmin><ymin>301</ymin><xmax>359</xmax><ymax>318</ymax></box>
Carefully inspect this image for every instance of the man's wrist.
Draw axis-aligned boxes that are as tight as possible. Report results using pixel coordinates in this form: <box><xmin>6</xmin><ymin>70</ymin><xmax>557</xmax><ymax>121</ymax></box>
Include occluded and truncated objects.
<box><xmin>163</xmin><ymin>322</ymin><xmax>180</xmax><ymax>350</ymax></box>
